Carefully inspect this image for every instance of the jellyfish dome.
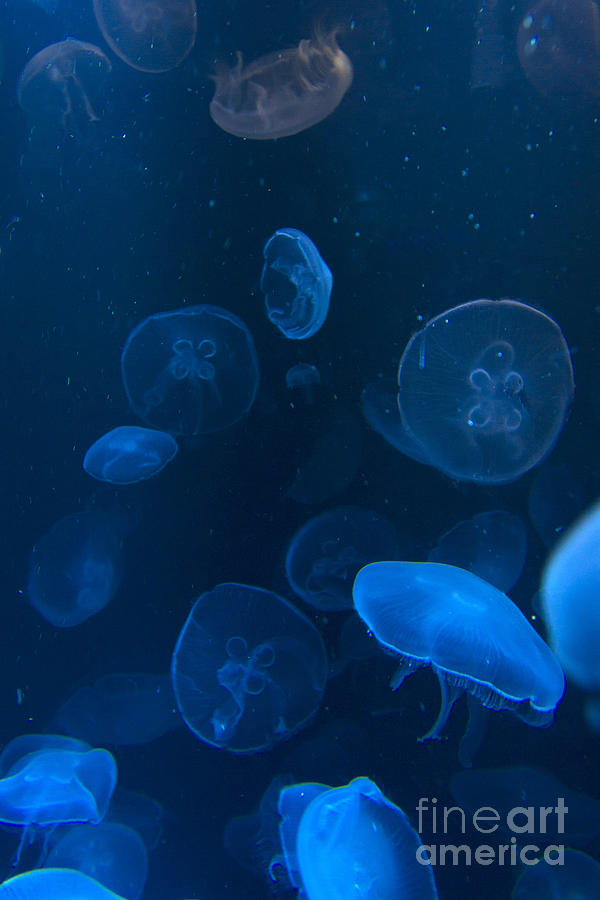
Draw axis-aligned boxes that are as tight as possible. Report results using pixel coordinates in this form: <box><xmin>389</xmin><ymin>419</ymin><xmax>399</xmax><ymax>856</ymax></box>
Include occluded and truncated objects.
<box><xmin>353</xmin><ymin>561</ymin><xmax>565</xmax><ymax>755</ymax></box>
<box><xmin>121</xmin><ymin>305</ymin><xmax>259</xmax><ymax>436</ymax></box>
<box><xmin>278</xmin><ymin>777</ymin><xmax>439</xmax><ymax>900</ymax></box>
<box><xmin>541</xmin><ymin>500</ymin><xmax>600</xmax><ymax>692</ymax></box>
<box><xmin>0</xmin><ymin>867</ymin><xmax>126</xmax><ymax>899</ymax></box>
<box><xmin>397</xmin><ymin>299</ymin><xmax>574</xmax><ymax>483</ymax></box>
<box><xmin>171</xmin><ymin>583</ymin><xmax>328</xmax><ymax>752</ymax></box>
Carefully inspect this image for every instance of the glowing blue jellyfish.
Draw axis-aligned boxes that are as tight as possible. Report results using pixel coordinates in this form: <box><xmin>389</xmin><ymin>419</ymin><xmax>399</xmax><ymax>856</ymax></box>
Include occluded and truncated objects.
<box><xmin>83</xmin><ymin>426</ymin><xmax>178</xmax><ymax>485</ymax></box>
<box><xmin>0</xmin><ymin>868</ymin><xmax>125</xmax><ymax>899</ymax></box>
<box><xmin>353</xmin><ymin>561</ymin><xmax>565</xmax><ymax>763</ymax></box>
<box><xmin>27</xmin><ymin>509</ymin><xmax>129</xmax><ymax>628</ymax></box>
<box><xmin>0</xmin><ymin>739</ymin><xmax>117</xmax><ymax>863</ymax></box>
<box><xmin>285</xmin><ymin>506</ymin><xmax>400</xmax><ymax>611</ymax></box>
<box><xmin>44</xmin><ymin>822</ymin><xmax>148</xmax><ymax>900</ymax></box>
<box><xmin>541</xmin><ymin>500</ymin><xmax>600</xmax><ymax>726</ymax></box>
<box><xmin>121</xmin><ymin>305</ymin><xmax>259</xmax><ymax>436</ymax></box>
<box><xmin>286</xmin><ymin>363</ymin><xmax>321</xmax><ymax>404</ymax></box>
<box><xmin>397</xmin><ymin>299</ymin><xmax>574</xmax><ymax>483</ymax></box>
<box><xmin>278</xmin><ymin>777</ymin><xmax>439</xmax><ymax>900</ymax></box>
<box><xmin>171</xmin><ymin>583</ymin><xmax>328</xmax><ymax>752</ymax></box>
<box><xmin>261</xmin><ymin>228</ymin><xmax>332</xmax><ymax>340</ymax></box>
<box><xmin>428</xmin><ymin>510</ymin><xmax>527</xmax><ymax>592</ymax></box>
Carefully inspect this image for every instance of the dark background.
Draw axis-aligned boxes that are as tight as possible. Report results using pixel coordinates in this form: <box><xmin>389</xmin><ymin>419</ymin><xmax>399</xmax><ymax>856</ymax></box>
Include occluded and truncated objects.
<box><xmin>0</xmin><ymin>0</ymin><xmax>599</xmax><ymax>896</ymax></box>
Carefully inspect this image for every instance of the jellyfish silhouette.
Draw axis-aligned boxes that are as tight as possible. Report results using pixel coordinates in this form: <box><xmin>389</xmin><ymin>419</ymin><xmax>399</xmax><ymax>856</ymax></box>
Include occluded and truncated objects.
<box><xmin>210</xmin><ymin>30</ymin><xmax>353</xmax><ymax>139</ymax></box>
<box><xmin>353</xmin><ymin>561</ymin><xmax>565</xmax><ymax>764</ymax></box>
<box><xmin>396</xmin><ymin>299</ymin><xmax>574</xmax><ymax>483</ymax></box>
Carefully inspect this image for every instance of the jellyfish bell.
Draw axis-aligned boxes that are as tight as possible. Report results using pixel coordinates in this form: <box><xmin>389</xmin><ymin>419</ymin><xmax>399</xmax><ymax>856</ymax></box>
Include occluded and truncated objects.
<box><xmin>209</xmin><ymin>28</ymin><xmax>353</xmax><ymax>139</ymax></box>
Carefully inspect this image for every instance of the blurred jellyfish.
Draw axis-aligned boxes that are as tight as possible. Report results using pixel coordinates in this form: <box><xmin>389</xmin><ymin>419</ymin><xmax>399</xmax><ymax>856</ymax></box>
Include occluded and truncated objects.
<box><xmin>286</xmin><ymin>363</ymin><xmax>321</xmax><ymax>404</ymax></box>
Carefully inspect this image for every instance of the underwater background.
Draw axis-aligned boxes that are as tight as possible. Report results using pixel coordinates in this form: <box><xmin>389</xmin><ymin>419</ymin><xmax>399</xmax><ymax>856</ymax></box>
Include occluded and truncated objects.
<box><xmin>0</xmin><ymin>0</ymin><xmax>599</xmax><ymax>896</ymax></box>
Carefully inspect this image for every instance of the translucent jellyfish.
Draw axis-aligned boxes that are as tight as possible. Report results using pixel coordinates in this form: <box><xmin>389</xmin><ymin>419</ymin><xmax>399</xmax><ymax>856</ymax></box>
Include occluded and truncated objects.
<box><xmin>44</xmin><ymin>822</ymin><xmax>148</xmax><ymax>900</ymax></box>
<box><xmin>353</xmin><ymin>561</ymin><xmax>565</xmax><ymax>763</ymax></box>
<box><xmin>53</xmin><ymin>673</ymin><xmax>180</xmax><ymax>746</ymax></box>
<box><xmin>83</xmin><ymin>426</ymin><xmax>178</xmax><ymax>485</ymax></box>
<box><xmin>396</xmin><ymin>299</ymin><xmax>574</xmax><ymax>483</ymax></box>
<box><xmin>0</xmin><ymin>739</ymin><xmax>117</xmax><ymax>864</ymax></box>
<box><xmin>93</xmin><ymin>0</ymin><xmax>197</xmax><ymax>73</ymax></box>
<box><xmin>261</xmin><ymin>229</ymin><xmax>332</xmax><ymax>339</ymax></box>
<box><xmin>541</xmin><ymin>500</ymin><xmax>600</xmax><ymax>702</ymax></box>
<box><xmin>286</xmin><ymin>363</ymin><xmax>321</xmax><ymax>404</ymax></box>
<box><xmin>17</xmin><ymin>41</ymin><xmax>111</xmax><ymax>135</ymax></box>
<box><xmin>513</xmin><ymin>849</ymin><xmax>600</xmax><ymax>898</ymax></box>
<box><xmin>0</xmin><ymin>868</ymin><xmax>126</xmax><ymax>899</ymax></box>
<box><xmin>171</xmin><ymin>583</ymin><xmax>328</xmax><ymax>752</ymax></box>
<box><xmin>278</xmin><ymin>777</ymin><xmax>439</xmax><ymax>900</ymax></box>
<box><xmin>27</xmin><ymin>509</ymin><xmax>129</xmax><ymax>628</ymax></box>
<box><xmin>428</xmin><ymin>510</ymin><xmax>527</xmax><ymax>592</ymax></box>
<box><xmin>209</xmin><ymin>30</ymin><xmax>353</xmax><ymax>139</ymax></box>
<box><xmin>285</xmin><ymin>506</ymin><xmax>400</xmax><ymax>611</ymax></box>
<box><xmin>121</xmin><ymin>305</ymin><xmax>259</xmax><ymax>436</ymax></box>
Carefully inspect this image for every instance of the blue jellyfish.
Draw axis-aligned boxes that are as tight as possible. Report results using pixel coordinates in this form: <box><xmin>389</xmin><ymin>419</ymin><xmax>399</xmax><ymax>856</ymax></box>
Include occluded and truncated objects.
<box><xmin>27</xmin><ymin>509</ymin><xmax>129</xmax><ymax>628</ymax></box>
<box><xmin>428</xmin><ymin>510</ymin><xmax>527</xmax><ymax>592</ymax></box>
<box><xmin>512</xmin><ymin>849</ymin><xmax>600</xmax><ymax>898</ymax></box>
<box><xmin>0</xmin><ymin>740</ymin><xmax>117</xmax><ymax>863</ymax></box>
<box><xmin>396</xmin><ymin>299</ymin><xmax>574</xmax><ymax>483</ymax></box>
<box><xmin>44</xmin><ymin>822</ymin><xmax>148</xmax><ymax>900</ymax></box>
<box><xmin>285</xmin><ymin>506</ymin><xmax>400</xmax><ymax>611</ymax></box>
<box><xmin>541</xmin><ymin>500</ymin><xmax>600</xmax><ymax>702</ymax></box>
<box><xmin>0</xmin><ymin>868</ymin><xmax>125</xmax><ymax>899</ymax></box>
<box><xmin>83</xmin><ymin>426</ymin><xmax>178</xmax><ymax>485</ymax></box>
<box><xmin>278</xmin><ymin>777</ymin><xmax>439</xmax><ymax>900</ymax></box>
<box><xmin>286</xmin><ymin>363</ymin><xmax>321</xmax><ymax>404</ymax></box>
<box><xmin>121</xmin><ymin>305</ymin><xmax>259</xmax><ymax>436</ymax></box>
<box><xmin>171</xmin><ymin>583</ymin><xmax>328</xmax><ymax>752</ymax></box>
<box><xmin>261</xmin><ymin>228</ymin><xmax>332</xmax><ymax>340</ymax></box>
<box><xmin>353</xmin><ymin>561</ymin><xmax>565</xmax><ymax>763</ymax></box>
<box><xmin>53</xmin><ymin>673</ymin><xmax>180</xmax><ymax>746</ymax></box>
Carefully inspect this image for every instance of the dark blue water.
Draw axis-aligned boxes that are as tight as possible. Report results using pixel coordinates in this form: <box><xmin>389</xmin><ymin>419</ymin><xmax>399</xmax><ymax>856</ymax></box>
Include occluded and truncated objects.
<box><xmin>0</xmin><ymin>0</ymin><xmax>598</xmax><ymax>897</ymax></box>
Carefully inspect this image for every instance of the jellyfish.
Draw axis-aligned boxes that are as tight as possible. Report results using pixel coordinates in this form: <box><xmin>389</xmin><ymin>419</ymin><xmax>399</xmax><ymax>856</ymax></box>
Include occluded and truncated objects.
<box><xmin>93</xmin><ymin>0</ymin><xmax>197</xmax><ymax>73</ymax></box>
<box><xmin>171</xmin><ymin>583</ymin><xmax>328</xmax><ymax>752</ymax></box>
<box><xmin>17</xmin><ymin>41</ymin><xmax>111</xmax><ymax>136</ymax></box>
<box><xmin>83</xmin><ymin>426</ymin><xmax>178</xmax><ymax>485</ymax></box>
<box><xmin>353</xmin><ymin>561</ymin><xmax>565</xmax><ymax>765</ymax></box>
<box><xmin>278</xmin><ymin>777</ymin><xmax>439</xmax><ymax>899</ymax></box>
<box><xmin>0</xmin><ymin>868</ymin><xmax>126</xmax><ymax>899</ymax></box>
<box><xmin>396</xmin><ymin>299</ymin><xmax>574</xmax><ymax>483</ymax></box>
<box><xmin>261</xmin><ymin>229</ymin><xmax>332</xmax><ymax>339</ymax></box>
<box><xmin>209</xmin><ymin>30</ymin><xmax>353</xmax><ymax>139</ymax></box>
<box><xmin>121</xmin><ymin>305</ymin><xmax>259</xmax><ymax>436</ymax></box>
<box><xmin>285</xmin><ymin>506</ymin><xmax>400</xmax><ymax>611</ymax></box>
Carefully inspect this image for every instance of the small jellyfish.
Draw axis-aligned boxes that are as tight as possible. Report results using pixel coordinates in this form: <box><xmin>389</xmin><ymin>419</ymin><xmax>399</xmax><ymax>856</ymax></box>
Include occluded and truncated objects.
<box><xmin>83</xmin><ymin>426</ymin><xmax>178</xmax><ymax>485</ymax></box>
<box><xmin>210</xmin><ymin>30</ymin><xmax>353</xmax><ymax>139</ymax></box>
<box><xmin>262</xmin><ymin>229</ymin><xmax>332</xmax><ymax>340</ymax></box>
<box><xmin>286</xmin><ymin>363</ymin><xmax>321</xmax><ymax>404</ymax></box>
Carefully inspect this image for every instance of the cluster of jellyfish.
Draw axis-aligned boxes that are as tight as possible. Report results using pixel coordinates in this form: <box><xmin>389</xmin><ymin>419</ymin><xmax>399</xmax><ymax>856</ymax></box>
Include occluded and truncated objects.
<box><xmin>6</xmin><ymin>0</ymin><xmax>600</xmax><ymax>896</ymax></box>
